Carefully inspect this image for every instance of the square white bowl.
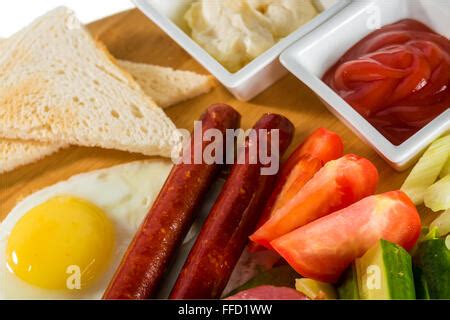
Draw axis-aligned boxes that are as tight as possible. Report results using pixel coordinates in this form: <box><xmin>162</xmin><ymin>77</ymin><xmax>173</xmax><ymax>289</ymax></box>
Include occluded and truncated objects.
<box><xmin>281</xmin><ymin>0</ymin><xmax>450</xmax><ymax>171</ymax></box>
<box><xmin>133</xmin><ymin>0</ymin><xmax>350</xmax><ymax>101</ymax></box>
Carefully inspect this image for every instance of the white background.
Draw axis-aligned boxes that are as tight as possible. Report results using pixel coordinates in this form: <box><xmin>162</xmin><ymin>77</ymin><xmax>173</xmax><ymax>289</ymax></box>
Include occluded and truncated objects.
<box><xmin>0</xmin><ymin>0</ymin><xmax>135</xmax><ymax>37</ymax></box>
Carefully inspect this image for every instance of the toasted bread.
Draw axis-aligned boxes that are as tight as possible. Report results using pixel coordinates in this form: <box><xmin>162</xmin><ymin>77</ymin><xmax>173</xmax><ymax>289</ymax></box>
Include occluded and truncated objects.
<box><xmin>0</xmin><ymin>139</ymin><xmax>66</xmax><ymax>174</ymax></box>
<box><xmin>0</xmin><ymin>7</ymin><xmax>178</xmax><ymax>157</ymax></box>
<box><xmin>118</xmin><ymin>60</ymin><xmax>215</xmax><ymax>108</ymax></box>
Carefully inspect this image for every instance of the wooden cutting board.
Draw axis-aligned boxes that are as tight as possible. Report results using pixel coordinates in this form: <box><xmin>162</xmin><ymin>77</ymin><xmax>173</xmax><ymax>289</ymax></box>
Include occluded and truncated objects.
<box><xmin>0</xmin><ymin>9</ymin><xmax>435</xmax><ymax>222</ymax></box>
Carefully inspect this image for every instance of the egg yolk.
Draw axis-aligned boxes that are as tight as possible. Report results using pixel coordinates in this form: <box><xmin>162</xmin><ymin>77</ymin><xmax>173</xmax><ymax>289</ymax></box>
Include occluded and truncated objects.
<box><xmin>6</xmin><ymin>196</ymin><xmax>115</xmax><ymax>290</ymax></box>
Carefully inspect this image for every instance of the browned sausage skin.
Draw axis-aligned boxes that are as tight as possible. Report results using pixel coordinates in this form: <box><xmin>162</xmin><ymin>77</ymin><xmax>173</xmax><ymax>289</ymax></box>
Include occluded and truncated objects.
<box><xmin>103</xmin><ymin>104</ymin><xmax>241</xmax><ymax>299</ymax></box>
<box><xmin>169</xmin><ymin>113</ymin><xmax>294</xmax><ymax>299</ymax></box>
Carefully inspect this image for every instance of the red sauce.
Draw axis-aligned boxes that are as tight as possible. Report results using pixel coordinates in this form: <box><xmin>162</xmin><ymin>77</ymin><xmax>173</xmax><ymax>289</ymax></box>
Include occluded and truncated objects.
<box><xmin>323</xmin><ymin>19</ymin><xmax>450</xmax><ymax>145</ymax></box>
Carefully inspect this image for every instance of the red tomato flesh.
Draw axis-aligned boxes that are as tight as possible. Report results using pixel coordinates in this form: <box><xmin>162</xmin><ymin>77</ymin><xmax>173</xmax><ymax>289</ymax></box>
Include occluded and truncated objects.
<box><xmin>248</xmin><ymin>129</ymin><xmax>343</xmax><ymax>252</ymax></box>
<box><xmin>271</xmin><ymin>191</ymin><xmax>421</xmax><ymax>283</ymax></box>
<box><xmin>271</xmin><ymin>155</ymin><xmax>323</xmax><ymax>214</ymax></box>
<box><xmin>282</xmin><ymin>128</ymin><xmax>344</xmax><ymax>175</ymax></box>
<box><xmin>250</xmin><ymin>154</ymin><xmax>379</xmax><ymax>249</ymax></box>
<box><xmin>248</xmin><ymin>156</ymin><xmax>322</xmax><ymax>253</ymax></box>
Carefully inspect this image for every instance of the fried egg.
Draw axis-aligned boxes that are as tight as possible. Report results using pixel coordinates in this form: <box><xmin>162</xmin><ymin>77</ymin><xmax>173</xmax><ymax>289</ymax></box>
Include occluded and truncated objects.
<box><xmin>0</xmin><ymin>160</ymin><xmax>172</xmax><ymax>299</ymax></box>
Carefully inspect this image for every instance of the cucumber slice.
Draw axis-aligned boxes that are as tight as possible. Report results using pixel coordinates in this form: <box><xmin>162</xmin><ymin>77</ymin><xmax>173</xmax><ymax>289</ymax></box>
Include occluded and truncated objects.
<box><xmin>401</xmin><ymin>135</ymin><xmax>450</xmax><ymax>205</ymax></box>
<box><xmin>413</xmin><ymin>265</ymin><xmax>430</xmax><ymax>300</ymax></box>
<box><xmin>295</xmin><ymin>278</ymin><xmax>337</xmax><ymax>300</ymax></box>
<box><xmin>337</xmin><ymin>264</ymin><xmax>360</xmax><ymax>299</ymax></box>
<box><xmin>424</xmin><ymin>175</ymin><xmax>450</xmax><ymax>212</ymax></box>
<box><xmin>355</xmin><ymin>239</ymin><xmax>415</xmax><ymax>300</ymax></box>
<box><xmin>414</xmin><ymin>238</ymin><xmax>450</xmax><ymax>299</ymax></box>
<box><xmin>429</xmin><ymin>209</ymin><xmax>450</xmax><ymax>237</ymax></box>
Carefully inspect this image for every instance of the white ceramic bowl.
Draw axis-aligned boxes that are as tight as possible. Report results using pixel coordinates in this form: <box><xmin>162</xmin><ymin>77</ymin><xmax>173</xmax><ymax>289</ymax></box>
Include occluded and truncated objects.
<box><xmin>133</xmin><ymin>0</ymin><xmax>350</xmax><ymax>101</ymax></box>
<box><xmin>281</xmin><ymin>0</ymin><xmax>450</xmax><ymax>171</ymax></box>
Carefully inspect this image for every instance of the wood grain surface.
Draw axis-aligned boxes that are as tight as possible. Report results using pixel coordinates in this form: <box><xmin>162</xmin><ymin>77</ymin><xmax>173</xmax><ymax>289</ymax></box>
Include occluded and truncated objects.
<box><xmin>0</xmin><ymin>9</ymin><xmax>435</xmax><ymax>223</ymax></box>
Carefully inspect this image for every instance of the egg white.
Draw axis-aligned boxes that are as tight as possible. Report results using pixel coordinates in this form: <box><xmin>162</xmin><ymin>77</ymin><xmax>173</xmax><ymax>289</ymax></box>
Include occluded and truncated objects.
<box><xmin>0</xmin><ymin>160</ymin><xmax>172</xmax><ymax>299</ymax></box>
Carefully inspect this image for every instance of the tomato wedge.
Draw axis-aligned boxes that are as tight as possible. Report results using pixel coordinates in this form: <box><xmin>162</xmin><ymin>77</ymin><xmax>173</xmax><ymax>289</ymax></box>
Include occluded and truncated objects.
<box><xmin>248</xmin><ymin>129</ymin><xmax>343</xmax><ymax>252</ymax></box>
<box><xmin>271</xmin><ymin>155</ymin><xmax>322</xmax><ymax>213</ymax></box>
<box><xmin>281</xmin><ymin>128</ymin><xmax>344</xmax><ymax>175</ymax></box>
<box><xmin>248</xmin><ymin>156</ymin><xmax>322</xmax><ymax>252</ymax></box>
<box><xmin>250</xmin><ymin>154</ymin><xmax>379</xmax><ymax>249</ymax></box>
<box><xmin>271</xmin><ymin>191</ymin><xmax>421</xmax><ymax>283</ymax></box>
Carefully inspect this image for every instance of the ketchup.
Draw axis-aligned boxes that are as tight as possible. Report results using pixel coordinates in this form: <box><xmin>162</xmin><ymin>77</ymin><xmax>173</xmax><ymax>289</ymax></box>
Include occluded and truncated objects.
<box><xmin>323</xmin><ymin>19</ymin><xmax>449</xmax><ymax>145</ymax></box>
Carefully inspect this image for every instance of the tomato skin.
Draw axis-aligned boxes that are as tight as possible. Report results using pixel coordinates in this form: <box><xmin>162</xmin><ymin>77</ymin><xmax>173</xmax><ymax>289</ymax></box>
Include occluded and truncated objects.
<box><xmin>249</xmin><ymin>155</ymin><xmax>323</xmax><ymax>251</ymax></box>
<box><xmin>271</xmin><ymin>191</ymin><xmax>421</xmax><ymax>283</ymax></box>
<box><xmin>248</xmin><ymin>129</ymin><xmax>343</xmax><ymax>252</ymax></box>
<box><xmin>282</xmin><ymin>128</ymin><xmax>344</xmax><ymax>175</ymax></box>
<box><xmin>250</xmin><ymin>154</ymin><xmax>379</xmax><ymax>249</ymax></box>
<box><xmin>271</xmin><ymin>155</ymin><xmax>322</xmax><ymax>213</ymax></box>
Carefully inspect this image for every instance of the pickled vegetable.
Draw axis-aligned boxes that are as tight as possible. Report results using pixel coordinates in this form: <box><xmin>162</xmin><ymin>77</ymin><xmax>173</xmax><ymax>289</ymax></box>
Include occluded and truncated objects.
<box><xmin>401</xmin><ymin>135</ymin><xmax>450</xmax><ymax>205</ymax></box>
<box><xmin>424</xmin><ymin>175</ymin><xmax>450</xmax><ymax>212</ymax></box>
<box><xmin>429</xmin><ymin>209</ymin><xmax>450</xmax><ymax>237</ymax></box>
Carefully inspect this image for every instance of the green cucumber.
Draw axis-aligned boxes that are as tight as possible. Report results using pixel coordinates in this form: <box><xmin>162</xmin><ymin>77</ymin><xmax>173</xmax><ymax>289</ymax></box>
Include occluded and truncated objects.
<box><xmin>337</xmin><ymin>264</ymin><xmax>360</xmax><ymax>299</ymax></box>
<box><xmin>355</xmin><ymin>239</ymin><xmax>415</xmax><ymax>300</ymax></box>
<box><xmin>414</xmin><ymin>238</ymin><xmax>450</xmax><ymax>299</ymax></box>
<box><xmin>413</xmin><ymin>265</ymin><xmax>430</xmax><ymax>300</ymax></box>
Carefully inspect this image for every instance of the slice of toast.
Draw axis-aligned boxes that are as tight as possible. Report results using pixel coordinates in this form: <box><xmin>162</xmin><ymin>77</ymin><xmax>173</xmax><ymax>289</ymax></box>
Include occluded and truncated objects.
<box><xmin>0</xmin><ymin>46</ymin><xmax>214</xmax><ymax>173</ymax></box>
<box><xmin>118</xmin><ymin>60</ymin><xmax>215</xmax><ymax>109</ymax></box>
<box><xmin>0</xmin><ymin>58</ymin><xmax>215</xmax><ymax>173</ymax></box>
<box><xmin>0</xmin><ymin>139</ymin><xmax>66</xmax><ymax>174</ymax></box>
<box><xmin>0</xmin><ymin>7</ymin><xmax>178</xmax><ymax>157</ymax></box>
<box><xmin>0</xmin><ymin>39</ymin><xmax>215</xmax><ymax>110</ymax></box>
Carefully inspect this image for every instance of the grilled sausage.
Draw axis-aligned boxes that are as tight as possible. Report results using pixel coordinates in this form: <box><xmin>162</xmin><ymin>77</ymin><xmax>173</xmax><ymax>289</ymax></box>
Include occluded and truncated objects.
<box><xmin>169</xmin><ymin>113</ymin><xmax>294</xmax><ymax>299</ymax></box>
<box><xmin>103</xmin><ymin>104</ymin><xmax>241</xmax><ymax>299</ymax></box>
